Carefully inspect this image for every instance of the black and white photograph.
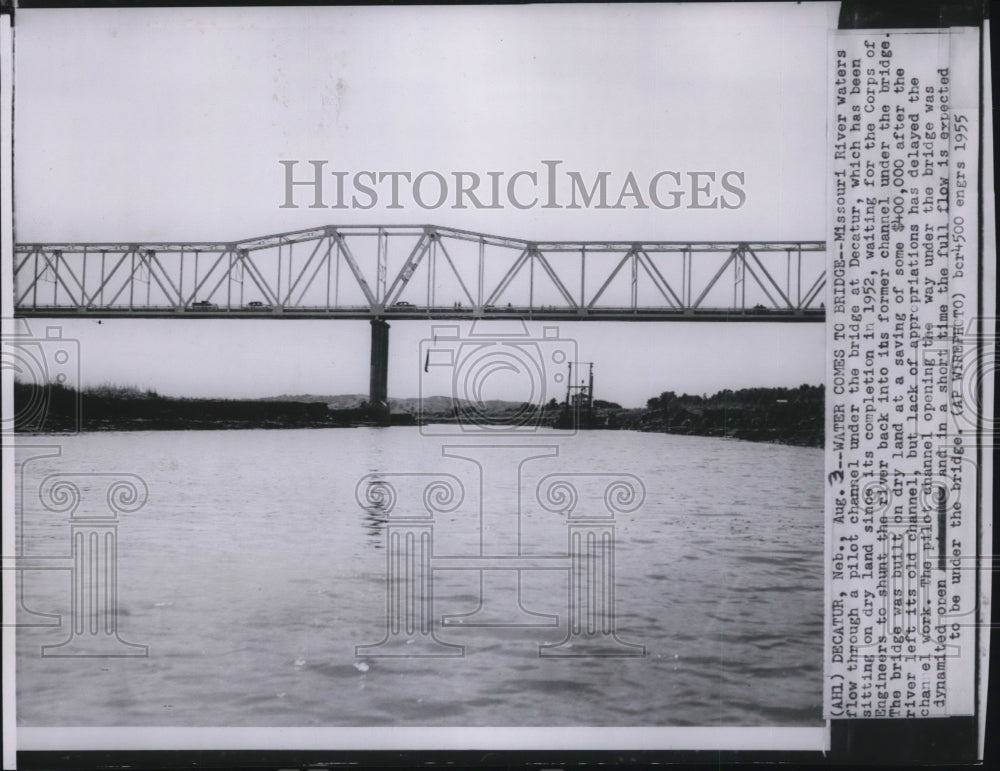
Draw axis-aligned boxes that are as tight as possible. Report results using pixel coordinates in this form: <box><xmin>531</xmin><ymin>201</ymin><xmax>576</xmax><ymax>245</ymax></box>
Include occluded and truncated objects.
<box><xmin>0</xmin><ymin>1</ymin><xmax>992</xmax><ymax>767</ymax></box>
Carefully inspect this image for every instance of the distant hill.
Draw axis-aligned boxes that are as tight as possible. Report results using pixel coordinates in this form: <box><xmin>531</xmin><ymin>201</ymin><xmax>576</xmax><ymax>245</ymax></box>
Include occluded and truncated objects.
<box><xmin>257</xmin><ymin>393</ymin><xmax>367</xmax><ymax>408</ymax></box>
<box><xmin>257</xmin><ymin>393</ymin><xmax>531</xmax><ymax>414</ymax></box>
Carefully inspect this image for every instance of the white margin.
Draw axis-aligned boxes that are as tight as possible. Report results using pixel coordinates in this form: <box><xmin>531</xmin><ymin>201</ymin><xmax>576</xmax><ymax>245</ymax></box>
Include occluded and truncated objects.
<box><xmin>2</xmin><ymin>12</ymin><xmax>18</xmax><ymax>771</ymax></box>
<box><xmin>976</xmin><ymin>15</ymin><xmax>994</xmax><ymax>762</ymax></box>
<box><xmin>17</xmin><ymin>725</ymin><xmax>828</xmax><ymax>752</ymax></box>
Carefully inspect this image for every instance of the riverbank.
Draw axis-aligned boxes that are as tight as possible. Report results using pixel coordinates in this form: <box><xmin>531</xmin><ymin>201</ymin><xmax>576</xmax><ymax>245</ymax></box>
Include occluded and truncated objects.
<box><xmin>12</xmin><ymin>382</ymin><xmax>415</xmax><ymax>432</ymax></box>
<box><xmin>608</xmin><ymin>385</ymin><xmax>824</xmax><ymax>448</ymax></box>
<box><xmin>14</xmin><ymin>382</ymin><xmax>823</xmax><ymax>447</ymax></box>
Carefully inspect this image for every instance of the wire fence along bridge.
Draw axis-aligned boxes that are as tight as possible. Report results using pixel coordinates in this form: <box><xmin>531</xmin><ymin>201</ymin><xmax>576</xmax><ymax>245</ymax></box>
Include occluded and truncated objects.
<box><xmin>13</xmin><ymin>225</ymin><xmax>827</xmax><ymax>409</ymax></box>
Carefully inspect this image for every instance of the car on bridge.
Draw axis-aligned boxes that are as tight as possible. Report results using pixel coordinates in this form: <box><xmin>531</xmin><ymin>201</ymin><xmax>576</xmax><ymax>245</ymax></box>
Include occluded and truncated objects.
<box><xmin>392</xmin><ymin>301</ymin><xmax>415</xmax><ymax>308</ymax></box>
<box><xmin>190</xmin><ymin>300</ymin><xmax>218</xmax><ymax>310</ymax></box>
<box><xmin>245</xmin><ymin>301</ymin><xmax>272</xmax><ymax>310</ymax></box>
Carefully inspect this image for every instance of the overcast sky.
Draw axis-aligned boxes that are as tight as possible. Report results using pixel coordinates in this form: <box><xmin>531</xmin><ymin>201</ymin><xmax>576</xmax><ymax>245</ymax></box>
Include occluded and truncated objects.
<box><xmin>12</xmin><ymin>3</ymin><xmax>838</xmax><ymax>406</ymax></box>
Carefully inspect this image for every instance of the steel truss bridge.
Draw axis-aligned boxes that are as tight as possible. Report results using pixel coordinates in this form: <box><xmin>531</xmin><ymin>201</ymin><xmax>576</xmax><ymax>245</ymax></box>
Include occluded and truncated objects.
<box><xmin>13</xmin><ymin>225</ymin><xmax>827</xmax><ymax>409</ymax></box>
<box><xmin>14</xmin><ymin>225</ymin><xmax>826</xmax><ymax>320</ymax></box>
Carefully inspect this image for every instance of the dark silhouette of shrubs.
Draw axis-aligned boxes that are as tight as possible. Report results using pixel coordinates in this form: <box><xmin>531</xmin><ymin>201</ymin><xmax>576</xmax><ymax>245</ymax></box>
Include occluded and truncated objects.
<box><xmin>627</xmin><ymin>384</ymin><xmax>823</xmax><ymax>446</ymax></box>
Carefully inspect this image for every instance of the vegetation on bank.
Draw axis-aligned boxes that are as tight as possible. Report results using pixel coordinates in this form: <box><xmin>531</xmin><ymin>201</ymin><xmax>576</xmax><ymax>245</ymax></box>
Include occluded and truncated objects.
<box><xmin>11</xmin><ymin>381</ymin><xmax>413</xmax><ymax>432</ymax></box>
<box><xmin>611</xmin><ymin>384</ymin><xmax>824</xmax><ymax>447</ymax></box>
<box><xmin>13</xmin><ymin>381</ymin><xmax>823</xmax><ymax>447</ymax></box>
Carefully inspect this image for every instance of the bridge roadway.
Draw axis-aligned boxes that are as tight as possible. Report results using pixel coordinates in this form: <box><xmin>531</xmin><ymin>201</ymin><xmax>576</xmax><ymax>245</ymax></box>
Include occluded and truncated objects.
<box><xmin>13</xmin><ymin>304</ymin><xmax>825</xmax><ymax>322</ymax></box>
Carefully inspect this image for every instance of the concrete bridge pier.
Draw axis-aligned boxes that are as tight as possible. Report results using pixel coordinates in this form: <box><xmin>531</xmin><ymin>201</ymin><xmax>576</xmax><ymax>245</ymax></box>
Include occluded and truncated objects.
<box><xmin>369</xmin><ymin>319</ymin><xmax>391</xmax><ymax>425</ymax></box>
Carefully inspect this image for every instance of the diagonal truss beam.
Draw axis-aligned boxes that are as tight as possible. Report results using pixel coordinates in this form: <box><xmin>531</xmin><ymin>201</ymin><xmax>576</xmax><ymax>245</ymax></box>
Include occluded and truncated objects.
<box><xmin>83</xmin><ymin>250</ymin><xmax>133</xmax><ymax>308</ymax></box>
<box><xmin>533</xmin><ymin>250</ymin><xmax>579</xmax><ymax>309</ymax></box>
<box><xmin>435</xmin><ymin>238</ymin><xmax>477</xmax><ymax>309</ymax></box>
<box><xmin>637</xmin><ymin>250</ymin><xmax>683</xmax><ymax>309</ymax></box>
<box><xmin>334</xmin><ymin>233</ymin><xmax>378</xmax><ymax>308</ymax></box>
<box><xmin>587</xmin><ymin>250</ymin><xmax>634</xmax><ymax>309</ymax></box>
<box><xmin>483</xmin><ymin>247</ymin><xmax>530</xmax><ymax>307</ymax></box>
<box><xmin>280</xmin><ymin>237</ymin><xmax>325</xmax><ymax>307</ymax></box>
<box><xmin>691</xmin><ymin>248</ymin><xmax>739</xmax><ymax>309</ymax></box>
<box><xmin>383</xmin><ymin>233</ymin><xmax>431</xmax><ymax>306</ymax></box>
<box><xmin>238</xmin><ymin>250</ymin><xmax>281</xmax><ymax>307</ymax></box>
<box><xmin>744</xmin><ymin>246</ymin><xmax>794</xmax><ymax>309</ymax></box>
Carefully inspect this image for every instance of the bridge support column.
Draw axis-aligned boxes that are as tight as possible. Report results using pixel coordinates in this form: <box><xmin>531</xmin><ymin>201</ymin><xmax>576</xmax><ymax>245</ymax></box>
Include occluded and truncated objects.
<box><xmin>369</xmin><ymin>319</ymin><xmax>390</xmax><ymax>425</ymax></box>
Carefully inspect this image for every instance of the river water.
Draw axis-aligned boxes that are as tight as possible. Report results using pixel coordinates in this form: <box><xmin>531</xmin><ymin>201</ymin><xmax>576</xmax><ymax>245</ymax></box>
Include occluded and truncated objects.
<box><xmin>15</xmin><ymin>427</ymin><xmax>823</xmax><ymax>726</ymax></box>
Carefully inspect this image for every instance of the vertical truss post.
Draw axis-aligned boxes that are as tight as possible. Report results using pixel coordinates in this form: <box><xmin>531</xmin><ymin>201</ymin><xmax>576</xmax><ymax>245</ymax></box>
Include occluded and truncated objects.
<box><xmin>53</xmin><ymin>251</ymin><xmax>61</xmax><ymax>306</ymax></box>
<box><xmin>741</xmin><ymin>247</ymin><xmax>746</xmax><ymax>310</ymax></box>
<box><xmin>630</xmin><ymin>246</ymin><xmax>638</xmax><ymax>311</ymax></box>
<box><xmin>80</xmin><ymin>249</ymin><xmax>88</xmax><ymax>312</ymax></box>
<box><xmin>477</xmin><ymin>238</ymin><xmax>484</xmax><ymax>308</ymax></box>
<box><xmin>333</xmin><ymin>236</ymin><xmax>341</xmax><ymax>309</ymax></box>
<box><xmin>195</xmin><ymin>251</ymin><xmax>203</xmax><ymax>303</ymax></box>
<box><xmin>732</xmin><ymin>246</ymin><xmax>745</xmax><ymax>310</ymax></box>
<box><xmin>377</xmin><ymin>228</ymin><xmax>387</xmax><ymax>306</ymax></box>
<box><xmin>786</xmin><ymin>248</ymin><xmax>792</xmax><ymax>308</ymax></box>
<box><xmin>528</xmin><ymin>246</ymin><xmax>535</xmax><ymax>310</ymax></box>
<box><xmin>236</xmin><ymin>249</ymin><xmax>248</xmax><ymax>311</ymax></box>
<box><xmin>275</xmin><ymin>245</ymin><xmax>282</xmax><ymax>309</ymax></box>
<box><xmin>323</xmin><ymin>234</ymin><xmax>332</xmax><ymax>310</ymax></box>
<box><xmin>31</xmin><ymin>253</ymin><xmax>39</xmax><ymax>307</ymax></box>
<box><xmin>427</xmin><ymin>235</ymin><xmax>436</xmax><ymax>308</ymax></box>
<box><xmin>797</xmin><ymin>247</ymin><xmax>802</xmax><ymax>308</ymax></box>
<box><xmin>99</xmin><ymin>252</ymin><xmax>106</xmax><ymax>308</ymax></box>
<box><xmin>685</xmin><ymin>249</ymin><xmax>692</xmax><ymax>309</ymax></box>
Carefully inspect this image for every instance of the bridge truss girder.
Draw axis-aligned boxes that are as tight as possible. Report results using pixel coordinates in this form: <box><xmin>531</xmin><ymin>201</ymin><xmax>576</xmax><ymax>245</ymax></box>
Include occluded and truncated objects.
<box><xmin>13</xmin><ymin>225</ymin><xmax>827</xmax><ymax>320</ymax></box>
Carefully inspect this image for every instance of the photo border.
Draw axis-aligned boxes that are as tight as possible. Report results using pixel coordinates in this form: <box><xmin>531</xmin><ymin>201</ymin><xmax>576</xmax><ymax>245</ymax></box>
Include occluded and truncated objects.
<box><xmin>2</xmin><ymin>1</ymin><xmax>994</xmax><ymax>768</ymax></box>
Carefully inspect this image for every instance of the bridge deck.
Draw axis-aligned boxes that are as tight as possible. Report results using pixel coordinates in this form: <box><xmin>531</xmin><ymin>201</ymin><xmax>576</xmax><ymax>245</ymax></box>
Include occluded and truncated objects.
<box><xmin>14</xmin><ymin>305</ymin><xmax>825</xmax><ymax>322</ymax></box>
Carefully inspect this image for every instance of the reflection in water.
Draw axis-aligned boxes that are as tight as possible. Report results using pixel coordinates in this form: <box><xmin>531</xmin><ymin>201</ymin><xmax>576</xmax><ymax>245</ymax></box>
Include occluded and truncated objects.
<box><xmin>360</xmin><ymin>477</ymin><xmax>389</xmax><ymax>547</ymax></box>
